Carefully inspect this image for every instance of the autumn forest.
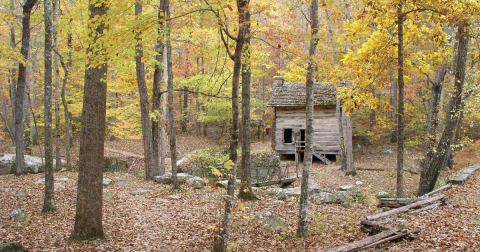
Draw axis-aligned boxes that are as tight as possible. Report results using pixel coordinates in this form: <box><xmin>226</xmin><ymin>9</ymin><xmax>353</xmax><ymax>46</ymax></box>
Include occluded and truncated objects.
<box><xmin>1</xmin><ymin>0</ymin><xmax>480</xmax><ymax>251</ymax></box>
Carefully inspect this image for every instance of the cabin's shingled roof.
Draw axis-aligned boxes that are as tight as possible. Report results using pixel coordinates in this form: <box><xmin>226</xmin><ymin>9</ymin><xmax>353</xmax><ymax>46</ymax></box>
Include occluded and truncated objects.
<box><xmin>267</xmin><ymin>82</ymin><xmax>337</xmax><ymax>107</ymax></box>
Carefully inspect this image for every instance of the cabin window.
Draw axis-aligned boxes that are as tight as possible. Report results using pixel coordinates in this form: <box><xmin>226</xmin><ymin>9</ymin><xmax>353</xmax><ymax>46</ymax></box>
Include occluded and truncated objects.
<box><xmin>284</xmin><ymin>129</ymin><xmax>293</xmax><ymax>144</ymax></box>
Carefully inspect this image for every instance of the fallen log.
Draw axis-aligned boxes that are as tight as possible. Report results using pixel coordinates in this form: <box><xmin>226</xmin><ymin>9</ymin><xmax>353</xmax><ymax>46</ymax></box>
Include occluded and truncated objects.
<box><xmin>408</xmin><ymin>202</ymin><xmax>442</xmax><ymax>215</ymax></box>
<box><xmin>356</xmin><ymin>168</ymin><xmax>386</xmax><ymax>171</ymax></box>
<box><xmin>360</xmin><ymin>220</ymin><xmax>392</xmax><ymax>235</ymax></box>
<box><xmin>378</xmin><ymin>198</ymin><xmax>421</xmax><ymax>208</ymax></box>
<box><xmin>318</xmin><ymin>227</ymin><xmax>401</xmax><ymax>252</ymax></box>
<box><xmin>367</xmin><ymin>195</ymin><xmax>445</xmax><ymax>221</ymax></box>
<box><xmin>419</xmin><ymin>183</ymin><xmax>452</xmax><ymax>198</ymax></box>
<box><xmin>356</xmin><ymin>229</ymin><xmax>420</xmax><ymax>251</ymax></box>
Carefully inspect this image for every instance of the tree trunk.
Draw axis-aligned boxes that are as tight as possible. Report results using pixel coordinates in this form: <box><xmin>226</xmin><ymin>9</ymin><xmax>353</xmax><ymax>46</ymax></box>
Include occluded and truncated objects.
<box><xmin>9</xmin><ymin>0</ymin><xmax>17</xmax><ymax>146</ymax></box>
<box><xmin>421</xmin><ymin>65</ymin><xmax>446</xmax><ymax>177</ymax></box>
<box><xmin>182</xmin><ymin>87</ymin><xmax>188</xmax><ymax>133</ymax></box>
<box><xmin>396</xmin><ymin>1</ymin><xmax>405</xmax><ymax>198</ymax></box>
<box><xmin>161</xmin><ymin>50</ymin><xmax>168</xmax><ymax>175</ymax></box>
<box><xmin>297</xmin><ymin>0</ymin><xmax>318</xmax><ymax>239</ymax></box>
<box><xmin>152</xmin><ymin>0</ymin><xmax>166</xmax><ymax>177</ymax></box>
<box><xmin>344</xmin><ymin>110</ymin><xmax>355</xmax><ymax>175</ymax></box>
<box><xmin>14</xmin><ymin>0</ymin><xmax>37</xmax><ymax>176</ymax></box>
<box><xmin>42</xmin><ymin>0</ymin><xmax>56</xmax><ymax>213</ymax></box>
<box><xmin>390</xmin><ymin>71</ymin><xmax>398</xmax><ymax>143</ymax></box>
<box><xmin>53</xmin><ymin>0</ymin><xmax>62</xmax><ymax>172</ymax></box>
<box><xmin>63</xmin><ymin>11</ymin><xmax>74</xmax><ymax>171</ymax></box>
<box><xmin>165</xmin><ymin>0</ymin><xmax>179</xmax><ymax>189</ymax></box>
<box><xmin>212</xmin><ymin>1</ymin><xmax>247</xmax><ymax>250</ymax></box>
<box><xmin>418</xmin><ymin>24</ymin><xmax>468</xmax><ymax>196</ymax></box>
<box><xmin>69</xmin><ymin>0</ymin><xmax>108</xmax><ymax>240</ymax></box>
<box><xmin>238</xmin><ymin>7</ymin><xmax>257</xmax><ymax>201</ymax></box>
<box><xmin>134</xmin><ymin>1</ymin><xmax>154</xmax><ymax>181</ymax></box>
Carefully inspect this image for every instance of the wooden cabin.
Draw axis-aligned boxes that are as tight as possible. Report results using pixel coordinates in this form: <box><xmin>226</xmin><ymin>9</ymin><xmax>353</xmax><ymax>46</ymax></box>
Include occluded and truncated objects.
<box><xmin>267</xmin><ymin>77</ymin><xmax>347</xmax><ymax>163</ymax></box>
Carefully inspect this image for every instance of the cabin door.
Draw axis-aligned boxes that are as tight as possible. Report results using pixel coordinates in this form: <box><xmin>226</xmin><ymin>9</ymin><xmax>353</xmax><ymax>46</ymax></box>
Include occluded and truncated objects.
<box><xmin>300</xmin><ymin>129</ymin><xmax>305</xmax><ymax>147</ymax></box>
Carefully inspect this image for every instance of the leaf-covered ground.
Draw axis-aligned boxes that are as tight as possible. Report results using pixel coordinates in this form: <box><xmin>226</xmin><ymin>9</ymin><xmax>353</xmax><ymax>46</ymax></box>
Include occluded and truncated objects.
<box><xmin>1</xmin><ymin>136</ymin><xmax>479</xmax><ymax>251</ymax></box>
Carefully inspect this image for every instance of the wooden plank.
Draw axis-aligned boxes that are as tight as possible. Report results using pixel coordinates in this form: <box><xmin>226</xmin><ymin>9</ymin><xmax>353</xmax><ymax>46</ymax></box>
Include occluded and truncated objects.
<box><xmin>357</xmin><ymin>168</ymin><xmax>386</xmax><ymax>171</ymax></box>
<box><xmin>355</xmin><ymin>229</ymin><xmax>420</xmax><ymax>251</ymax></box>
<box><xmin>419</xmin><ymin>183</ymin><xmax>451</xmax><ymax>198</ymax></box>
<box><xmin>367</xmin><ymin>195</ymin><xmax>445</xmax><ymax>221</ymax></box>
<box><xmin>318</xmin><ymin>227</ymin><xmax>402</xmax><ymax>252</ymax></box>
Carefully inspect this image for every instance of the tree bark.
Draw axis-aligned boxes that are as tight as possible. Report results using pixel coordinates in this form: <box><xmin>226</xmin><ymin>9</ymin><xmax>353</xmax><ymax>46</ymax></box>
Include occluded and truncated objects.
<box><xmin>42</xmin><ymin>0</ymin><xmax>56</xmax><ymax>213</ymax></box>
<box><xmin>418</xmin><ymin>24</ymin><xmax>469</xmax><ymax>196</ymax></box>
<box><xmin>396</xmin><ymin>1</ymin><xmax>405</xmax><ymax>198</ymax></box>
<box><xmin>238</xmin><ymin>5</ymin><xmax>257</xmax><ymax>201</ymax></box>
<box><xmin>53</xmin><ymin>0</ymin><xmax>62</xmax><ymax>172</ymax></box>
<box><xmin>390</xmin><ymin>71</ymin><xmax>398</xmax><ymax>142</ymax></box>
<box><xmin>69</xmin><ymin>0</ymin><xmax>108</xmax><ymax>241</ymax></box>
<box><xmin>212</xmin><ymin>1</ymin><xmax>247</xmax><ymax>250</ymax></box>
<box><xmin>152</xmin><ymin>0</ymin><xmax>166</xmax><ymax>177</ymax></box>
<box><xmin>14</xmin><ymin>0</ymin><xmax>37</xmax><ymax>176</ymax></box>
<box><xmin>134</xmin><ymin>1</ymin><xmax>155</xmax><ymax>181</ymax></box>
<box><xmin>165</xmin><ymin>0</ymin><xmax>179</xmax><ymax>189</ymax></box>
<box><xmin>297</xmin><ymin>0</ymin><xmax>318</xmax><ymax>239</ymax></box>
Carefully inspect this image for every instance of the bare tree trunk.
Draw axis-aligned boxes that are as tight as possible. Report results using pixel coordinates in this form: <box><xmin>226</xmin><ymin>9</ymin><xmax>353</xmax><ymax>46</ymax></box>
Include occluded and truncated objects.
<box><xmin>213</xmin><ymin>1</ymin><xmax>247</xmax><ymax>250</ymax></box>
<box><xmin>14</xmin><ymin>0</ymin><xmax>38</xmax><ymax>175</ymax></box>
<box><xmin>344</xmin><ymin>109</ymin><xmax>355</xmax><ymax>175</ymax></box>
<box><xmin>421</xmin><ymin>66</ymin><xmax>446</xmax><ymax>176</ymax></box>
<box><xmin>69</xmin><ymin>0</ymin><xmax>108</xmax><ymax>240</ymax></box>
<box><xmin>418</xmin><ymin>24</ymin><xmax>468</xmax><ymax>196</ymax></box>
<box><xmin>161</xmin><ymin>50</ymin><xmax>168</xmax><ymax>175</ymax></box>
<box><xmin>297</xmin><ymin>0</ymin><xmax>318</xmax><ymax>238</ymax></box>
<box><xmin>390</xmin><ymin>71</ymin><xmax>398</xmax><ymax>143</ymax></box>
<box><xmin>238</xmin><ymin>12</ymin><xmax>257</xmax><ymax>201</ymax></box>
<box><xmin>165</xmin><ymin>0</ymin><xmax>179</xmax><ymax>189</ymax></box>
<box><xmin>53</xmin><ymin>0</ymin><xmax>62</xmax><ymax>172</ymax></box>
<box><xmin>151</xmin><ymin>0</ymin><xmax>166</xmax><ymax>177</ymax></box>
<box><xmin>396</xmin><ymin>1</ymin><xmax>405</xmax><ymax>198</ymax></box>
<box><xmin>135</xmin><ymin>1</ymin><xmax>154</xmax><ymax>181</ymax></box>
<box><xmin>63</xmin><ymin>9</ymin><xmax>74</xmax><ymax>171</ymax></box>
<box><xmin>182</xmin><ymin>87</ymin><xmax>188</xmax><ymax>133</ymax></box>
<box><xmin>42</xmin><ymin>0</ymin><xmax>56</xmax><ymax>213</ymax></box>
<box><xmin>9</xmin><ymin>0</ymin><xmax>17</xmax><ymax>145</ymax></box>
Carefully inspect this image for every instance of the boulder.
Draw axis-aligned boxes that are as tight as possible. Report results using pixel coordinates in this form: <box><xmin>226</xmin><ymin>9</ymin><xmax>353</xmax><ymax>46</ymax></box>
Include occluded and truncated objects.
<box><xmin>130</xmin><ymin>189</ymin><xmax>149</xmax><ymax>195</ymax></box>
<box><xmin>356</xmin><ymin>181</ymin><xmax>363</xmax><ymax>185</ymax></box>
<box><xmin>310</xmin><ymin>191</ymin><xmax>348</xmax><ymax>204</ymax></box>
<box><xmin>383</xmin><ymin>149</ymin><xmax>393</xmax><ymax>155</ymax></box>
<box><xmin>284</xmin><ymin>187</ymin><xmax>301</xmax><ymax>198</ymax></box>
<box><xmin>9</xmin><ymin>209</ymin><xmax>27</xmax><ymax>221</ymax></box>
<box><xmin>0</xmin><ymin>242</ymin><xmax>27</xmax><ymax>252</ymax></box>
<box><xmin>154</xmin><ymin>173</ymin><xmax>172</xmax><ymax>184</ymax></box>
<box><xmin>251</xmin><ymin>212</ymin><xmax>287</xmax><ymax>231</ymax></box>
<box><xmin>103</xmin><ymin>157</ymin><xmax>128</xmax><ymax>173</ymax></box>
<box><xmin>264</xmin><ymin>188</ymin><xmax>286</xmax><ymax>199</ymax></box>
<box><xmin>214</xmin><ymin>179</ymin><xmax>241</xmax><ymax>188</ymax></box>
<box><xmin>186</xmin><ymin>176</ymin><xmax>205</xmax><ymax>189</ymax></box>
<box><xmin>376</xmin><ymin>191</ymin><xmax>390</xmax><ymax>198</ymax></box>
<box><xmin>339</xmin><ymin>185</ymin><xmax>355</xmax><ymax>191</ymax></box>
<box><xmin>0</xmin><ymin>154</ymin><xmax>63</xmax><ymax>175</ymax></box>
<box><xmin>103</xmin><ymin>178</ymin><xmax>113</xmax><ymax>186</ymax></box>
<box><xmin>177</xmin><ymin>173</ymin><xmax>193</xmax><ymax>183</ymax></box>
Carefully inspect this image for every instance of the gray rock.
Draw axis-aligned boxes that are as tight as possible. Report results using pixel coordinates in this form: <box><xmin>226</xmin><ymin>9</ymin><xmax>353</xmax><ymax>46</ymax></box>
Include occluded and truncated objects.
<box><xmin>0</xmin><ymin>154</ymin><xmax>63</xmax><ymax>175</ymax></box>
<box><xmin>284</xmin><ymin>187</ymin><xmax>301</xmax><ymax>198</ymax></box>
<box><xmin>54</xmin><ymin>183</ymin><xmax>64</xmax><ymax>190</ymax></box>
<box><xmin>370</xmin><ymin>150</ymin><xmax>376</xmax><ymax>154</ymax></box>
<box><xmin>251</xmin><ymin>212</ymin><xmax>287</xmax><ymax>231</ymax></box>
<box><xmin>269</xmin><ymin>200</ymin><xmax>284</xmax><ymax>205</ymax></box>
<box><xmin>103</xmin><ymin>189</ymin><xmax>114</xmax><ymax>204</ymax></box>
<box><xmin>264</xmin><ymin>188</ymin><xmax>286</xmax><ymax>199</ymax></box>
<box><xmin>310</xmin><ymin>191</ymin><xmax>348</xmax><ymax>204</ymax></box>
<box><xmin>339</xmin><ymin>185</ymin><xmax>355</xmax><ymax>191</ymax></box>
<box><xmin>14</xmin><ymin>191</ymin><xmax>27</xmax><ymax>199</ymax></box>
<box><xmin>169</xmin><ymin>195</ymin><xmax>181</xmax><ymax>200</ymax></box>
<box><xmin>356</xmin><ymin>181</ymin><xmax>363</xmax><ymax>185</ymax></box>
<box><xmin>214</xmin><ymin>179</ymin><xmax>241</xmax><ymax>188</ymax></box>
<box><xmin>103</xmin><ymin>157</ymin><xmax>128</xmax><ymax>173</ymax></box>
<box><xmin>177</xmin><ymin>173</ymin><xmax>193</xmax><ymax>183</ymax></box>
<box><xmin>376</xmin><ymin>191</ymin><xmax>390</xmax><ymax>198</ymax></box>
<box><xmin>310</xmin><ymin>184</ymin><xmax>322</xmax><ymax>194</ymax></box>
<box><xmin>154</xmin><ymin>172</ymin><xmax>172</xmax><ymax>184</ymax></box>
<box><xmin>0</xmin><ymin>242</ymin><xmax>27</xmax><ymax>252</ymax></box>
<box><xmin>34</xmin><ymin>176</ymin><xmax>69</xmax><ymax>185</ymax></box>
<box><xmin>130</xmin><ymin>189</ymin><xmax>149</xmax><ymax>195</ymax></box>
<box><xmin>103</xmin><ymin>178</ymin><xmax>113</xmax><ymax>186</ymax></box>
<box><xmin>383</xmin><ymin>149</ymin><xmax>393</xmax><ymax>155</ymax></box>
<box><xmin>9</xmin><ymin>209</ymin><xmax>27</xmax><ymax>221</ymax></box>
<box><xmin>186</xmin><ymin>176</ymin><xmax>205</xmax><ymax>189</ymax></box>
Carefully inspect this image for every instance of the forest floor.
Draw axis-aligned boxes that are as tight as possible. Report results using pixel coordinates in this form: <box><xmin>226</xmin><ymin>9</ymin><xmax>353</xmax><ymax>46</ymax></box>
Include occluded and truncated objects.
<box><xmin>1</xmin><ymin>134</ymin><xmax>480</xmax><ymax>251</ymax></box>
